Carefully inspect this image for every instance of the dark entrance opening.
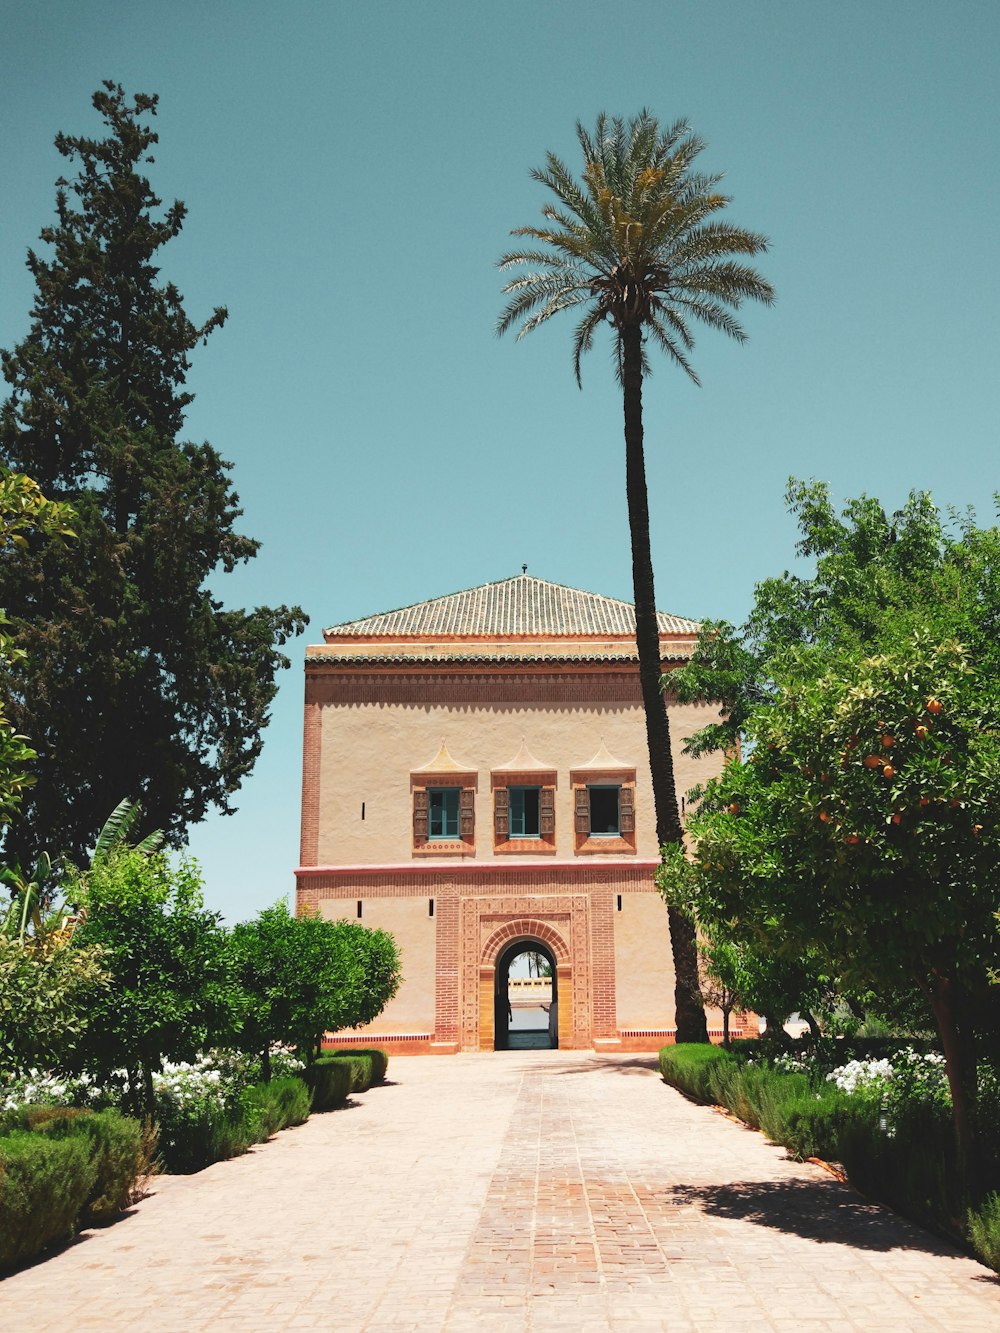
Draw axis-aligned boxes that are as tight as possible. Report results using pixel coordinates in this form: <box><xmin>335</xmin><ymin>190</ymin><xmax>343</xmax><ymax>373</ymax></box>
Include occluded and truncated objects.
<box><xmin>494</xmin><ymin>939</ymin><xmax>558</xmax><ymax>1051</ymax></box>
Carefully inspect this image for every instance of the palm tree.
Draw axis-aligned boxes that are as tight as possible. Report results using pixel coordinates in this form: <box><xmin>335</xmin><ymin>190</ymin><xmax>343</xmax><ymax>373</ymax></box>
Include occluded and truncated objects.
<box><xmin>498</xmin><ymin>112</ymin><xmax>774</xmax><ymax>1043</ymax></box>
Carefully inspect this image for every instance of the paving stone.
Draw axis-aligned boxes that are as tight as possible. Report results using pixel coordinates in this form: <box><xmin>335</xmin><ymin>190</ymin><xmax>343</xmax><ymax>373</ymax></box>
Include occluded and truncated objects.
<box><xmin>1</xmin><ymin>1051</ymin><xmax>999</xmax><ymax>1329</ymax></box>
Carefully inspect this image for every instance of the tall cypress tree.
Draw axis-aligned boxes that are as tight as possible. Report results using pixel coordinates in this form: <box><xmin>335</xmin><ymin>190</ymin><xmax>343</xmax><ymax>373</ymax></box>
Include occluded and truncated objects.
<box><xmin>0</xmin><ymin>83</ymin><xmax>307</xmax><ymax>863</ymax></box>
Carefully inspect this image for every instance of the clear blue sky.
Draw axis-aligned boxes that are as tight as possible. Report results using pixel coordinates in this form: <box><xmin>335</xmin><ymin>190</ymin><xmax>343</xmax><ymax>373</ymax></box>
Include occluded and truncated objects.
<box><xmin>3</xmin><ymin>2</ymin><xmax>998</xmax><ymax>922</ymax></box>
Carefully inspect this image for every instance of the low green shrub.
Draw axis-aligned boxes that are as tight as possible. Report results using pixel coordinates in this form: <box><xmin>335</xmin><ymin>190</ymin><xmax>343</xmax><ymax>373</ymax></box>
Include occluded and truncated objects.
<box><xmin>303</xmin><ymin>1059</ymin><xmax>352</xmax><ymax>1112</ymax></box>
<box><xmin>333</xmin><ymin>1048</ymin><xmax>389</xmax><ymax>1084</ymax></box>
<box><xmin>155</xmin><ymin>1088</ymin><xmax>263</xmax><ymax>1175</ymax></box>
<box><xmin>969</xmin><ymin>1193</ymin><xmax>1000</xmax><ymax>1271</ymax></box>
<box><xmin>658</xmin><ymin>1043</ymin><xmax>731</xmax><ymax>1100</ymax></box>
<box><xmin>781</xmin><ymin>1092</ymin><xmax>854</xmax><ymax>1161</ymax></box>
<box><xmin>0</xmin><ymin>1131</ymin><xmax>96</xmax><ymax>1267</ymax></box>
<box><xmin>33</xmin><ymin>1108</ymin><xmax>147</xmax><ymax>1220</ymax></box>
<box><xmin>248</xmin><ymin>1077</ymin><xmax>312</xmax><ymax>1138</ymax></box>
<box><xmin>327</xmin><ymin>1053</ymin><xmax>375</xmax><ymax>1093</ymax></box>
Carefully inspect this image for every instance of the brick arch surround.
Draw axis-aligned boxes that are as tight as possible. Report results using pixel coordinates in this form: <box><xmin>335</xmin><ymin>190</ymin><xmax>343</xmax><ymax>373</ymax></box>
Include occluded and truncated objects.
<box><xmin>480</xmin><ymin>918</ymin><xmax>569</xmax><ymax>967</ymax></box>
<box><xmin>477</xmin><ymin>917</ymin><xmax>577</xmax><ymax>1051</ymax></box>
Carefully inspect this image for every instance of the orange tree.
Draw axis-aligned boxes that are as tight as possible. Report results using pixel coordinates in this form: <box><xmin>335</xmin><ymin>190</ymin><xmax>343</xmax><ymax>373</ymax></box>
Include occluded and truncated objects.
<box><xmin>664</xmin><ymin>634</ymin><xmax>1000</xmax><ymax>1162</ymax></box>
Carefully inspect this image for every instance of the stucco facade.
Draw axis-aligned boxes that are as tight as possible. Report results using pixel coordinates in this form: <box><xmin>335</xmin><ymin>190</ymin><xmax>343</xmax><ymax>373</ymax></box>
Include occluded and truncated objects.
<box><xmin>295</xmin><ymin>574</ymin><xmax>738</xmax><ymax>1052</ymax></box>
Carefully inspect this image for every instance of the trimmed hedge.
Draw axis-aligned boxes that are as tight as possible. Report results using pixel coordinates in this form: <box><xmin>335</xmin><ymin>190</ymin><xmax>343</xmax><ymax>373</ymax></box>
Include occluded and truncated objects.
<box><xmin>318</xmin><ymin>1048</ymin><xmax>390</xmax><ymax>1094</ymax></box>
<box><xmin>302</xmin><ymin>1058</ymin><xmax>353</xmax><ymax>1112</ymax></box>
<box><xmin>659</xmin><ymin>1044</ymin><xmax>847</xmax><ymax>1160</ymax></box>
<box><xmin>0</xmin><ymin>1131</ymin><xmax>96</xmax><ymax>1267</ymax></box>
<box><xmin>32</xmin><ymin>1108</ymin><xmax>147</xmax><ymax>1220</ymax></box>
<box><xmin>249</xmin><ymin>1076</ymin><xmax>312</xmax><ymax>1138</ymax></box>
<box><xmin>331</xmin><ymin>1053</ymin><xmax>374</xmax><ymax>1093</ymax></box>
<box><xmin>660</xmin><ymin>1043</ymin><xmax>992</xmax><ymax>1258</ymax></box>
<box><xmin>155</xmin><ymin>1089</ymin><xmax>263</xmax><ymax>1175</ymax></box>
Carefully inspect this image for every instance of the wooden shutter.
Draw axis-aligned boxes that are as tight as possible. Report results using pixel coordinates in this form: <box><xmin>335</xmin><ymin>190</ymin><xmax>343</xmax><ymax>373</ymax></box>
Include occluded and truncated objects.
<box><xmin>619</xmin><ymin>785</ymin><xmax>635</xmax><ymax>834</ymax></box>
<box><xmin>539</xmin><ymin>787</ymin><xmax>555</xmax><ymax>835</ymax></box>
<box><xmin>574</xmin><ymin>787</ymin><xmax>590</xmax><ymax>834</ymax></box>
<box><xmin>494</xmin><ymin>787</ymin><xmax>509</xmax><ymax>838</ymax></box>
<box><xmin>413</xmin><ymin>788</ymin><xmax>428</xmax><ymax>841</ymax></box>
<box><xmin>459</xmin><ymin>787</ymin><xmax>475</xmax><ymax>837</ymax></box>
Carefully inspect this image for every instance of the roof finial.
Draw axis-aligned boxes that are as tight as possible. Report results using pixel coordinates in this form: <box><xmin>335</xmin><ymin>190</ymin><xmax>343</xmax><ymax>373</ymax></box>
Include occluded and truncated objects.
<box><xmin>521</xmin><ymin>563</ymin><xmax>528</xmax><ymax>575</ymax></box>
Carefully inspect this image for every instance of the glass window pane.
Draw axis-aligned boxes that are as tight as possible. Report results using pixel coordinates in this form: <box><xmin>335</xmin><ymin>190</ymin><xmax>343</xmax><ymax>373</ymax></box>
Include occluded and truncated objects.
<box><xmin>510</xmin><ymin>786</ymin><xmax>540</xmax><ymax>837</ymax></box>
<box><xmin>588</xmin><ymin>785</ymin><xmax>620</xmax><ymax>835</ymax></box>
<box><xmin>429</xmin><ymin>787</ymin><xmax>460</xmax><ymax>838</ymax></box>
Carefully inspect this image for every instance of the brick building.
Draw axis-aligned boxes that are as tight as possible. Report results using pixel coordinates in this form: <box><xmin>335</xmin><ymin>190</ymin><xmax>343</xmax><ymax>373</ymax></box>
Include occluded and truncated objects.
<box><xmin>295</xmin><ymin>573</ymin><xmax>729</xmax><ymax>1053</ymax></box>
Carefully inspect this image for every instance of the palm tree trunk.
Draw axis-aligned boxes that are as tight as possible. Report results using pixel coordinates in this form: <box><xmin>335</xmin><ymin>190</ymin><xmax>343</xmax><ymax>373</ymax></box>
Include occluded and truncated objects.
<box><xmin>621</xmin><ymin>320</ymin><xmax>708</xmax><ymax>1044</ymax></box>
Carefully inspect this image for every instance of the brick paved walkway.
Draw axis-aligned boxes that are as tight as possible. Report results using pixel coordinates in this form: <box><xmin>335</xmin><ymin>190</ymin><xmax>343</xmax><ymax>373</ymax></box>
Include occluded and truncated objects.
<box><xmin>3</xmin><ymin>1052</ymin><xmax>999</xmax><ymax>1331</ymax></box>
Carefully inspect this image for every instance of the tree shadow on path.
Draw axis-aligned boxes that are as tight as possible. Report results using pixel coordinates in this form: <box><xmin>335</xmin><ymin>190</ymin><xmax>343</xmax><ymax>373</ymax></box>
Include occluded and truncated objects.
<box><xmin>667</xmin><ymin>1178</ymin><xmax>965</xmax><ymax>1258</ymax></box>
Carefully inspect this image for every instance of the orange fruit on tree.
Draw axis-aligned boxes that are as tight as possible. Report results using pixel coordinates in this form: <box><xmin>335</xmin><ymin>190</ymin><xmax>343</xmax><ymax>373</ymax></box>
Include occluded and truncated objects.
<box><xmin>891</xmin><ymin>813</ymin><xmax>903</xmax><ymax>825</ymax></box>
<box><xmin>818</xmin><ymin>810</ymin><xmax>830</xmax><ymax>822</ymax></box>
<box><xmin>919</xmin><ymin>797</ymin><xmax>930</xmax><ymax>808</ymax></box>
<box><xmin>915</xmin><ymin>724</ymin><xmax>928</xmax><ymax>740</ymax></box>
<box><xmin>845</xmin><ymin>834</ymin><xmax>859</xmax><ymax>845</ymax></box>
<box><xmin>883</xmin><ymin>765</ymin><xmax>895</xmax><ymax>779</ymax></box>
<box><xmin>881</xmin><ymin>735</ymin><xmax>895</xmax><ymax>747</ymax></box>
<box><xmin>864</xmin><ymin>754</ymin><xmax>882</xmax><ymax>768</ymax></box>
<box><xmin>927</xmin><ymin>699</ymin><xmax>943</xmax><ymax>714</ymax></box>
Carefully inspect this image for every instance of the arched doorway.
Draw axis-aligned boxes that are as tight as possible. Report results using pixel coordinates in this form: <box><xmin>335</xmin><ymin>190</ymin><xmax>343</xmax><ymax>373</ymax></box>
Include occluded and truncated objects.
<box><xmin>493</xmin><ymin>938</ymin><xmax>558</xmax><ymax>1051</ymax></box>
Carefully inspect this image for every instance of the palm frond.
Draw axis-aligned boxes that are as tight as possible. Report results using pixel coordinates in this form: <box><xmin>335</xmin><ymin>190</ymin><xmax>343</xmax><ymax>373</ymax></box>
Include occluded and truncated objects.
<box><xmin>645</xmin><ymin>314</ymin><xmax>701</xmax><ymax>385</ymax></box>
<box><xmin>498</xmin><ymin>109</ymin><xmax>772</xmax><ymax>385</ymax></box>
<box><xmin>93</xmin><ymin>797</ymin><xmax>142</xmax><ymax>864</ymax></box>
<box><xmin>571</xmin><ymin>306</ymin><xmax>606</xmax><ymax>387</ymax></box>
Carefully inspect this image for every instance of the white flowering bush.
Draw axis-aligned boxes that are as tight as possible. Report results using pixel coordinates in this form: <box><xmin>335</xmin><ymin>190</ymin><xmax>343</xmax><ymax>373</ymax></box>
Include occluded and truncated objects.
<box><xmin>826</xmin><ymin>1056</ymin><xmax>896</xmax><ymax>1097</ymax></box>
<box><xmin>0</xmin><ymin>1068</ymin><xmax>104</xmax><ymax>1116</ymax></box>
<box><xmin>824</xmin><ymin>1047</ymin><xmax>951</xmax><ymax>1126</ymax></box>
<box><xmin>771</xmin><ymin>1052</ymin><xmax>811</xmax><ymax>1075</ymax></box>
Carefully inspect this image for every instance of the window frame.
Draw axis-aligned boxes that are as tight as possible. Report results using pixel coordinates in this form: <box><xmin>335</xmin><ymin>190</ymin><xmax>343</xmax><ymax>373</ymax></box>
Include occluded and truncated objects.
<box><xmin>509</xmin><ymin>785</ymin><xmax>542</xmax><ymax>839</ymax></box>
<box><xmin>586</xmin><ymin>784</ymin><xmax>621</xmax><ymax>837</ymax></box>
<box><xmin>412</xmin><ymin>768</ymin><xmax>477</xmax><ymax>857</ymax></box>
<box><xmin>570</xmin><ymin>762</ymin><xmax>637</xmax><ymax>856</ymax></box>
<box><xmin>491</xmin><ymin>769</ymin><xmax>557</xmax><ymax>855</ymax></box>
<box><xmin>427</xmin><ymin>786</ymin><xmax>461</xmax><ymax>840</ymax></box>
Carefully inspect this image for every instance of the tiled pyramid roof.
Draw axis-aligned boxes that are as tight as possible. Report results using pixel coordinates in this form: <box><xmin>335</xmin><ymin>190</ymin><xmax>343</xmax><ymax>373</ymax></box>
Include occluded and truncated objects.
<box><xmin>323</xmin><ymin>575</ymin><xmax>699</xmax><ymax>640</ymax></box>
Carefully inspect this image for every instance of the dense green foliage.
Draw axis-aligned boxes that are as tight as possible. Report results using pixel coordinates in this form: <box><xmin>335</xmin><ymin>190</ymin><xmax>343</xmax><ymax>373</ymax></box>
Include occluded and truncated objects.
<box><xmin>303</xmin><ymin>1057</ymin><xmax>354</xmax><ymax>1112</ymax></box>
<box><xmin>27</xmin><ymin>1107</ymin><xmax>147</xmax><ymax>1221</ymax></box>
<box><xmin>329</xmin><ymin>1052</ymin><xmax>375</xmax><ymax>1093</ymax></box>
<box><xmin>498</xmin><ymin>112</ymin><xmax>773</xmax><ymax>1042</ymax></box>
<box><xmin>0</xmin><ymin>83</ymin><xmax>306</xmax><ymax>866</ymax></box>
<box><xmin>248</xmin><ymin>1076</ymin><xmax>312</xmax><ymax>1138</ymax></box>
<box><xmin>0</xmin><ymin>932</ymin><xmax>107</xmax><ymax>1074</ymax></box>
<box><xmin>664</xmin><ymin>485</ymin><xmax>1000</xmax><ymax>1158</ymax></box>
<box><xmin>230</xmin><ymin>903</ymin><xmax>401</xmax><ymax>1065</ymax></box>
<box><xmin>69</xmin><ymin>847</ymin><xmax>240</xmax><ymax>1110</ymax></box>
<box><xmin>0</xmin><ymin>471</ymin><xmax>74</xmax><ymax>826</ymax></box>
<box><xmin>327</xmin><ymin>1047</ymin><xmax>389</xmax><ymax>1084</ymax></box>
<box><xmin>0</xmin><ymin>1130</ymin><xmax>95</xmax><ymax>1266</ymax></box>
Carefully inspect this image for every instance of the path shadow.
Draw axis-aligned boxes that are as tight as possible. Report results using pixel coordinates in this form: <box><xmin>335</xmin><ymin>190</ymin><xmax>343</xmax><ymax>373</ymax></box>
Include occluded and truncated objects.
<box><xmin>538</xmin><ymin>1054</ymin><xmax>660</xmax><ymax>1076</ymax></box>
<box><xmin>668</xmin><ymin>1179</ymin><xmax>964</xmax><ymax>1258</ymax></box>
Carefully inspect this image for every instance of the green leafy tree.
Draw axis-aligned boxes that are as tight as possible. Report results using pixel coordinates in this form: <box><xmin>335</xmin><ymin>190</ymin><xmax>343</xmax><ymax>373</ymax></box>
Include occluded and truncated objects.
<box><xmin>673</xmin><ymin>479</ymin><xmax>975</xmax><ymax>755</ymax></box>
<box><xmin>69</xmin><ymin>846</ymin><xmax>241</xmax><ymax>1111</ymax></box>
<box><xmin>0</xmin><ymin>471</ymin><xmax>74</xmax><ymax>824</ymax></box>
<box><xmin>0</xmin><ymin>930</ymin><xmax>107</xmax><ymax>1075</ymax></box>
<box><xmin>230</xmin><ymin>903</ymin><xmax>401</xmax><ymax>1071</ymax></box>
<box><xmin>0</xmin><ymin>83</ymin><xmax>306</xmax><ymax>865</ymax></box>
<box><xmin>498</xmin><ymin>112</ymin><xmax>773</xmax><ymax>1041</ymax></box>
<box><xmin>677</xmin><ymin>635</ymin><xmax>1000</xmax><ymax>1164</ymax></box>
<box><xmin>664</xmin><ymin>849</ymin><xmax>832</xmax><ymax>1043</ymax></box>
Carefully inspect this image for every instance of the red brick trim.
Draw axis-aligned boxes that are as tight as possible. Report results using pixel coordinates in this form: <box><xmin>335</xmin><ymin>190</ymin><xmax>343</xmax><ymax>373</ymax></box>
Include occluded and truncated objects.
<box><xmin>480</xmin><ymin>918</ymin><xmax>570</xmax><ymax>966</ymax></box>
<box><xmin>299</xmin><ymin>686</ymin><xmax>322</xmax><ymax>865</ymax></box>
